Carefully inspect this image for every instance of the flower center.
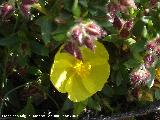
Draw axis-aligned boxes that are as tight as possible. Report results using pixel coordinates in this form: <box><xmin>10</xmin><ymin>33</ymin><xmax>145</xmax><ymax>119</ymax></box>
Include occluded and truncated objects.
<box><xmin>73</xmin><ymin>61</ymin><xmax>91</xmax><ymax>77</ymax></box>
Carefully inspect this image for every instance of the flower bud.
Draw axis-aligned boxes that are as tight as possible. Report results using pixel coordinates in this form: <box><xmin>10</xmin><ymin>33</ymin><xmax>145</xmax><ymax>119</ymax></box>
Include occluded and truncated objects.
<box><xmin>63</xmin><ymin>41</ymin><xmax>82</xmax><ymax>60</ymax></box>
<box><xmin>119</xmin><ymin>0</ymin><xmax>137</xmax><ymax>9</ymax></box>
<box><xmin>113</xmin><ymin>16</ymin><xmax>123</xmax><ymax>30</ymax></box>
<box><xmin>144</xmin><ymin>54</ymin><xmax>154</xmax><ymax>69</ymax></box>
<box><xmin>85</xmin><ymin>22</ymin><xmax>101</xmax><ymax>36</ymax></box>
<box><xmin>150</xmin><ymin>0</ymin><xmax>158</xmax><ymax>6</ymax></box>
<box><xmin>146</xmin><ymin>41</ymin><xmax>156</xmax><ymax>51</ymax></box>
<box><xmin>130</xmin><ymin>65</ymin><xmax>151</xmax><ymax>88</ymax></box>
<box><xmin>119</xmin><ymin>21</ymin><xmax>133</xmax><ymax>38</ymax></box>
<box><xmin>155</xmin><ymin>37</ymin><xmax>160</xmax><ymax>45</ymax></box>
<box><xmin>106</xmin><ymin>2</ymin><xmax>120</xmax><ymax>22</ymax></box>
<box><xmin>22</xmin><ymin>0</ymin><xmax>38</xmax><ymax>5</ymax></box>
<box><xmin>20</xmin><ymin>4</ymin><xmax>30</xmax><ymax>17</ymax></box>
<box><xmin>1</xmin><ymin>3</ymin><xmax>13</xmax><ymax>17</ymax></box>
<box><xmin>83</xmin><ymin>37</ymin><xmax>95</xmax><ymax>51</ymax></box>
<box><xmin>119</xmin><ymin>29</ymin><xmax>130</xmax><ymax>38</ymax></box>
<box><xmin>123</xmin><ymin>21</ymin><xmax>133</xmax><ymax>31</ymax></box>
<box><xmin>155</xmin><ymin>46</ymin><xmax>160</xmax><ymax>57</ymax></box>
<box><xmin>71</xmin><ymin>27</ymin><xmax>83</xmax><ymax>45</ymax></box>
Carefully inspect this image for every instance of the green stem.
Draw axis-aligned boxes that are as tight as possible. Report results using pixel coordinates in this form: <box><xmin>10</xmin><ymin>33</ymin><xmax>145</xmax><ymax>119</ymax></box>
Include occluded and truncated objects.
<box><xmin>0</xmin><ymin>83</ymin><xmax>31</xmax><ymax>115</ymax></box>
<box><xmin>46</xmin><ymin>92</ymin><xmax>60</xmax><ymax>110</ymax></box>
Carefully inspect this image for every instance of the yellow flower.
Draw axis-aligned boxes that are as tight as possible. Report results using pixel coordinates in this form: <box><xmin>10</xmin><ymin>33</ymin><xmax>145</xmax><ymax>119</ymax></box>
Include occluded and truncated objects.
<box><xmin>50</xmin><ymin>41</ymin><xmax>110</xmax><ymax>102</ymax></box>
<box><xmin>155</xmin><ymin>68</ymin><xmax>160</xmax><ymax>82</ymax></box>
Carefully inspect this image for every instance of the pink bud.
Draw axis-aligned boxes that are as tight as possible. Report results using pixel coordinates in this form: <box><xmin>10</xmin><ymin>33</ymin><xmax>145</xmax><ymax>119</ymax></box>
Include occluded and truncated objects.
<box><xmin>100</xmin><ymin>30</ymin><xmax>107</xmax><ymax>38</ymax></box>
<box><xmin>146</xmin><ymin>41</ymin><xmax>156</xmax><ymax>51</ymax></box>
<box><xmin>83</xmin><ymin>37</ymin><xmax>95</xmax><ymax>51</ymax></box>
<box><xmin>113</xmin><ymin>16</ymin><xmax>123</xmax><ymax>30</ymax></box>
<box><xmin>119</xmin><ymin>0</ymin><xmax>137</xmax><ymax>9</ymax></box>
<box><xmin>106</xmin><ymin>2</ymin><xmax>120</xmax><ymax>22</ymax></box>
<box><xmin>150</xmin><ymin>0</ymin><xmax>158</xmax><ymax>6</ymax></box>
<box><xmin>155</xmin><ymin>46</ymin><xmax>160</xmax><ymax>57</ymax></box>
<box><xmin>20</xmin><ymin>4</ymin><xmax>30</xmax><ymax>17</ymax></box>
<box><xmin>85</xmin><ymin>23</ymin><xmax>101</xmax><ymax>36</ymax></box>
<box><xmin>1</xmin><ymin>3</ymin><xmax>13</xmax><ymax>17</ymax></box>
<box><xmin>63</xmin><ymin>41</ymin><xmax>82</xmax><ymax>60</ymax></box>
<box><xmin>144</xmin><ymin>54</ymin><xmax>154</xmax><ymax>69</ymax></box>
<box><xmin>119</xmin><ymin>21</ymin><xmax>133</xmax><ymax>38</ymax></box>
<box><xmin>130</xmin><ymin>65</ymin><xmax>151</xmax><ymax>88</ymax></box>
<box><xmin>119</xmin><ymin>29</ymin><xmax>130</xmax><ymax>38</ymax></box>
<box><xmin>123</xmin><ymin>21</ymin><xmax>133</xmax><ymax>31</ymax></box>
<box><xmin>22</xmin><ymin>0</ymin><xmax>38</xmax><ymax>5</ymax></box>
<box><xmin>71</xmin><ymin>28</ymin><xmax>83</xmax><ymax>45</ymax></box>
<box><xmin>155</xmin><ymin>37</ymin><xmax>160</xmax><ymax>45</ymax></box>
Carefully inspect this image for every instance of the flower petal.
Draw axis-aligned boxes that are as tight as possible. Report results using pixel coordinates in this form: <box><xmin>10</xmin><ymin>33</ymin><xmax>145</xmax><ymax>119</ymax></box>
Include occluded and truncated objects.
<box><xmin>81</xmin><ymin>41</ymin><xmax>109</xmax><ymax>64</ymax></box>
<box><xmin>65</xmin><ymin>74</ymin><xmax>92</xmax><ymax>102</ymax></box>
<box><xmin>50</xmin><ymin>52</ymin><xmax>76</xmax><ymax>93</ymax></box>
<box><xmin>82</xmin><ymin>62</ymin><xmax>110</xmax><ymax>94</ymax></box>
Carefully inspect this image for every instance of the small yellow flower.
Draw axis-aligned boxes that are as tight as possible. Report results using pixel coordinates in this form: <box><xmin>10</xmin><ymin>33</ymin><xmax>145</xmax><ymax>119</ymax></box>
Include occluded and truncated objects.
<box><xmin>50</xmin><ymin>41</ymin><xmax>110</xmax><ymax>102</ymax></box>
<box><xmin>155</xmin><ymin>68</ymin><xmax>160</xmax><ymax>82</ymax></box>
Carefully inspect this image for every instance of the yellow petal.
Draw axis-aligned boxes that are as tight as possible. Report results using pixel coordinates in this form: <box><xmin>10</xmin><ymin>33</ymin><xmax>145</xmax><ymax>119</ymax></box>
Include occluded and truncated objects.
<box><xmin>82</xmin><ymin>63</ymin><xmax>110</xmax><ymax>94</ymax></box>
<box><xmin>80</xmin><ymin>41</ymin><xmax>109</xmax><ymax>62</ymax></box>
<box><xmin>50</xmin><ymin>52</ymin><xmax>75</xmax><ymax>93</ymax></box>
<box><xmin>65</xmin><ymin>74</ymin><xmax>92</xmax><ymax>102</ymax></box>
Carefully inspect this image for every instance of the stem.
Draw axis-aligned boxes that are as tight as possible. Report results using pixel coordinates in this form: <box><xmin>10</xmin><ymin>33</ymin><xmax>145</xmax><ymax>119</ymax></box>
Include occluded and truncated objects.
<box><xmin>46</xmin><ymin>92</ymin><xmax>60</xmax><ymax>110</ymax></box>
<box><xmin>0</xmin><ymin>47</ymin><xmax>9</xmax><ymax>115</ymax></box>
<box><xmin>0</xmin><ymin>83</ymin><xmax>31</xmax><ymax>115</ymax></box>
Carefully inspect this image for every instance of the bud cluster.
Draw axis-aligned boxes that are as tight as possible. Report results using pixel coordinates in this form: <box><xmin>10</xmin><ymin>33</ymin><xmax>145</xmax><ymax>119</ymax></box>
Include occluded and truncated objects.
<box><xmin>130</xmin><ymin>64</ymin><xmax>151</xmax><ymax>88</ymax></box>
<box><xmin>112</xmin><ymin>16</ymin><xmax>134</xmax><ymax>38</ymax></box>
<box><xmin>120</xmin><ymin>20</ymin><xmax>133</xmax><ymax>38</ymax></box>
<box><xmin>63</xmin><ymin>21</ymin><xmax>106</xmax><ymax>60</ymax></box>
<box><xmin>0</xmin><ymin>0</ymin><xmax>38</xmax><ymax>19</ymax></box>
<box><xmin>106</xmin><ymin>0</ymin><xmax>137</xmax><ymax>22</ymax></box>
<box><xmin>144</xmin><ymin>37</ymin><xmax>160</xmax><ymax>68</ymax></box>
<box><xmin>130</xmin><ymin>37</ymin><xmax>160</xmax><ymax>88</ymax></box>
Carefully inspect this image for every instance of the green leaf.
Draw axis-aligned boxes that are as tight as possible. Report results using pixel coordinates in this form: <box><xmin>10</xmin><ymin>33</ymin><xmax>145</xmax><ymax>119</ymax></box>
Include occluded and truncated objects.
<box><xmin>17</xmin><ymin>56</ymin><xmax>28</xmax><ymax>67</ymax></box>
<box><xmin>0</xmin><ymin>35</ymin><xmax>19</xmax><ymax>47</ymax></box>
<box><xmin>8</xmin><ymin>0</ymin><xmax>15</xmax><ymax>6</ymax></box>
<box><xmin>87</xmin><ymin>98</ymin><xmax>101</xmax><ymax>111</ymax></box>
<box><xmin>116</xmin><ymin>71</ymin><xmax>123</xmax><ymax>86</ymax></box>
<box><xmin>30</xmin><ymin>41</ymin><xmax>49</xmax><ymax>56</ymax></box>
<box><xmin>130</xmin><ymin>39</ymin><xmax>146</xmax><ymax>61</ymax></box>
<box><xmin>147</xmin><ymin>66</ymin><xmax>155</xmax><ymax>88</ymax></box>
<box><xmin>72</xmin><ymin>0</ymin><xmax>81</xmax><ymax>18</ymax></box>
<box><xmin>73</xmin><ymin>100</ymin><xmax>87</xmax><ymax>115</ymax></box>
<box><xmin>142</xmin><ymin>26</ymin><xmax>148</xmax><ymax>38</ymax></box>
<box><xmin>53</xmin><ymin>33</ymin><xmax>66</xmax><ymax>42</ymax></box>
<box><xmin>62</xmin><ymin>99</ymin><xmax>73</xmax><ymax>111</ymax></box>
<box><xmin>151</xmin><ymin>12</ymin><xmax>160</xmax><ymax>32</ymax></box>
<box><xmin>16</xmin><ymin>97</ymin><xmax>35</xmax><ymax>120</ymax></box>
<box><xmin>28</xmin><ymin>66</ymin><xmax>42</xmax><ymax>76</ymax></box>
<box><xmin>102</xmin><ymin>99</ymin><xmax>113</xmax><ymax>112</ymax></box>
<box><xmin>36</xmin><ymin>17</ymin><xmax>52</xmax><ymax>44</ymax></box>
<box><xmin>132</xmin><ymin>19</ymin><xmax>145</xmax><ymax>37</ymax></box>
<box><xmin>102</xmin><ymin>85</ymin><xmax>114</xmax><ymax>97</ymax></box>
<box><xmin>155</xmin><ymin>89</ymin><xmax>160</xmax><ymax>100</ymax></box>
<box><xmin>156</xmin><ymin>60</ymin><xmax>160</xmax><ymax>67</ymax></box>
<box><xmin>125</xmin><ymin>38</ymin><xmax>136</xmax><ymax>46</ymax></box>
<box><xmin>79</xmin><ymin>0</ymin><xmax>88</xmax><ymax>8</ymax></box>
<box><xmin>124</xmin><ymin>59</ymin><xmax>140</xmax><ymax>69</ymax></box>
<box><xmin>3</xmin><ymin>79</ymin><xmax>20</xmax><ymax>109</ymax></box>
